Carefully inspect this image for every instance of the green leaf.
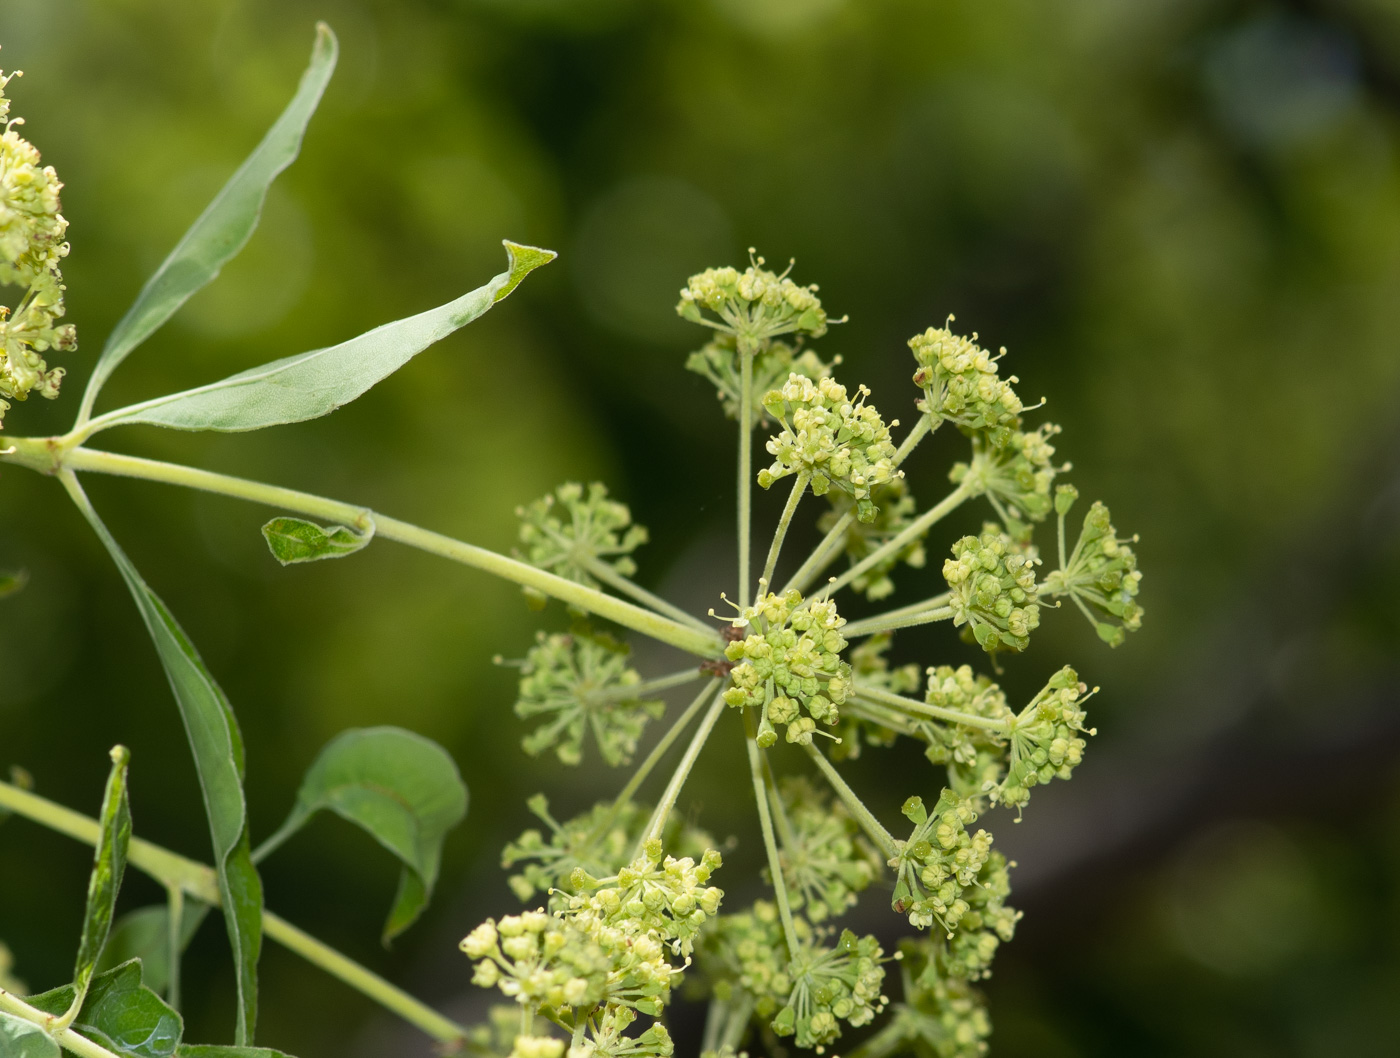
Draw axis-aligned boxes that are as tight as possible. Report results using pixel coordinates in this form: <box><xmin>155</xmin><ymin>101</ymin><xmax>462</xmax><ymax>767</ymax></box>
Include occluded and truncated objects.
<box><xmin>260</xmin><ymin>518</ymin><xmax>372</xmax><ymax>566</ymax></box>
<box><xmin>67</xmin><ymin>480</ymin><xmax>262</xmax><ymax>1045</ymax></box>
<box><xmin>177</xmin><ymin>1047</ymin><xmax>294</xmax><ymax>1058</ymax></box>
<box><xmin>71</xmin><ymin>746</ymin><xmax>133</xmax><ymax>1013</ymax></box>
<box><xmin>91</xmin><ymin>241</ymin><xmax>556</xmax><ymax>434</ymax></box>
<box><xmin>98</xmin><ymin>904</ymin><xmax>210</xmax><ymax>998</ymax></box>
<box><xmin>26</xmin><ymin>961</ymin><xmax>183</xmax><ymax>1058</ymax></box>
<box><xmin>0</xmin><ymin>1013</ymin><xmax>61</xmax><ymax>1058</ymax></box>
<box><xmin>80</xmin><ymin>24</ymin><xmax>338</xmax><ymax>415</ymax></box>
<box><xmin>256</xmin><ymin>728</ymin><xmax>467</xmax><ymax>944</ymax></box>
<box><xmin>0</xmin><ymin>569</ymin><xmax>27</xmax><ymax>598</ymax></box>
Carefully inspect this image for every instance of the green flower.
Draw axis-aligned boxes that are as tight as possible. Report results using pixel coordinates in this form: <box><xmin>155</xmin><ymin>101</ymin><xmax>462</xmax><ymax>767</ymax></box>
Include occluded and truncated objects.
<box><xmin>772</xmin><ymin>777</ymin><xmax>882</xmax><ymax>922</ymax></box>
<box><xmin>565</xmin><ymin>839</ymin><xmax>724</xmax><ymax>959</ymax></box>
<box><xmin>1042</xmin><ymin>487</ymin><xmax>1143</xmax><ymax>646</ymax></box>
<box><xmin>952</xmin><ymin>424</ymin><xmax>1066</xmax><ymax>542</ymax></box>
<box><xmin>940</xmin><ymin>851</ymin><xmax>1018</xmax><ymax>980</ymax></box>
<box><xmin>770</xmin><ymin>929</ymin><xmax>890</xmax><ymax>1050</ymax></box>
<box><xmin>567</xmin><ymin>1007</ymin><xmax>673</xmax><ymax>1058</ymax></box>
<box><xmin>677</xmin><ymin>255</ymin><xmax>829</xmax><ymax>349</ymax></box>
<box><xmin>507</xmin><ymin>629</ymin><xmax>663</xmax><ymax>767</ymax></box>
<box><xmin>921</xmin><ymin>665</ymin><xmax>1013</xmax><ymax>804</ymax></box>
<box><xmin>891</xmin><ymin>791</ymin><xmax>995</xmax><ymax>933</ymax></box>
<box><xmin>700</xmin><ymin>900</ymin><xmax>794</xmax><ymax>1019</ymax></box>
<box><xmin>993</xmin><ymin>666</ymin><xmax>1095</xmax><ymax>813</ymax></box>
<box><xmin>942</xmin><ymin>527</ymin><xmax>1040</xmax><ymax>653</ymax></box>
<box><xmin>686</xmin><ymin>334</ymin><xmax>837</xmax><ymax>427</ymax></box>
<box><xmin>758</xmin><ymin>374</ymin><xmax>899</xmax><ymax>522</ymax></box>
<box><xmin>0</xmin><ymin>70</ymin><xmax>75</xmax><ymax>426</ymax></box>
<box><xmin>722</xmin><ymin>589</ymin><xmax>852</xmax><ymax>746</ymax></box>
<box><xmin>883</xmin><ymin>938</ymin><xmax>992</xmax><ymax>1057</ymax></box>
<box><xmin>517</xmin><ymin>482</ymin><xmax>648</xmax><ymax>593</ymax></box>
<box><xmin>908</xmin><ymin>322</ymin><xmax>1023</xmax><ymax>445</ymax></box>
<box><xmin>502</xmin><ymin>796</ymin><xmax>650</xmax><ymax>903</ymax></box>
<box><xmin>817</xmin><ymin>477</ymin><xmax>927</xmax><ymax>599</ymax></box>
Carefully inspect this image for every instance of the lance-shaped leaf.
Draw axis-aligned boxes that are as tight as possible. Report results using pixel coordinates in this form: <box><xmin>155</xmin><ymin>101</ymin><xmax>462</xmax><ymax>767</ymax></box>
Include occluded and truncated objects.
<box><xmin>255</xmin><ymin>728</ymin><xmax>467</xmax><ymax>944</ymax></box>
<box><xmin>68</xmin><ymin>746</ymin><xmax>133</xmax><ymax>1020</ymax></box>
<box><xmin>65</xmin><ymin>476</ymin><xmax>263</xmax><ymax>1045</ymax></box>
<box><xmin>79</xmin><ymin>24</ymin><xmax>338</xmax><ymax>417</ymax></box>
<box><xmin>98</xmin><ymin>903</ymin><xmax>210</xmax><ymax>999</ymax></box>
<box><xmin>88</xmin><ymin>241</ymin><xmax>556</xmax><ymax>434</ymax></box>
<box><xmin>0</xmin><ymin>1014</ymin><xmax>61</xmax><ymax>1058</ymax></box>
<box><xmin>26</xmin><ymin>961</ymin><xmax>183</xmax><ymax>1058</ymax></box>
<box><xmin>261</xmin><ymin>517</ymin><xmax>372</xmax><ymax>565</ymax></box>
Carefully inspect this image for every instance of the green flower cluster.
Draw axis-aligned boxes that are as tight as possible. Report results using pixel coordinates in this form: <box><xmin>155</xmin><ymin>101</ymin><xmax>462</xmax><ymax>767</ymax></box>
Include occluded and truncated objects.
<box><xmin>569</xmin><ymin>1006</ymin><xmax>673</xmax><ymax>1058</ymax></box>
<box><xmin>879</xmin><ymin>939</ymin><xmax>992</xmax><ymax>1058</ymax></box>
<box><xmin>758</xmin><ymin>374</ymin><xmax>899</xmax><ymax>522</ymax></box>
<box><xmin>508</xmin><ymin>629</ymin><xmax>663</xmax><ymax>767</ymax></box>
<box><xmin>908</xmin><ymin>323</ymin><xmax>1022</xmax><ymax>444</ymax></box>
<box><xmin>889</xmin><ymin>793</ymin><xmax>1019</xmax><ymax>979</ymax></box>
<box><xmin>994</xmin><ymin>666</ymin><xmax>1095</xmax><ymax>812</ymax></box>
<box><xmin>701</xmin><ymin>902</ymin><xmax>889</xmax><ymax>1053</ymax></box>
<box><xmin>501</xmin><ymin>795</ymin><xmax>649</xmax><ymax>903</ymax></box>
<box><xmin>564</xmin><ymin>838</ymin><xmax>724</xmax><ymax>958</ymax></box>
<box><xmin>1042</xmin><ymin>486</ymin><xmax>1144</xmax><ymax>647</ymax></box>
<box><xmin>517</xmin><ymin>482</ymin><xmax>648</xmax><ymax>591</ymax></box>
<box><xmin>942</xmin><ymin>527</ymin><xmax>1040</xmax><ymax>653</ymax></box>
<box><xmin>677</xmin><ymin>256</ymin><xmax>829</xmax><ymax>349</ymax></box>
<box><xmin>832</xmin><ymin>635</ymin><xmax>921</xmax><ymax>759</ymax></box>
<box><xmin>817</xmin><ymin>477</ymin><xmax>927</xmax><ymax>600</ymax></box>
<box><xmin>774</xmin><ymin>777</ymin><xmax>882</xmax><ymax>922</ymax></box>
<box><xmin>723</xmin><ymin>590</ymin><xmax>851</xmax><ymax>746</ymax></box>
<box><xmin>951</xmin><ymin>424</ymin><xmax>1066</xmax><ymax>542</ymax></box>
<box><xmin>686</xmin><ymin>335</ymin><xmax>836</xmax><ymax>427</ymax></box>
<box><xmin>0</xmin><ymin>69</ymin><xmax>75</xmax><ymax>426</ymax></box>
<box><xmin>921</xmin><ymin>665</ymin><xmax>1014</xmax><ymax>802</ymax></box>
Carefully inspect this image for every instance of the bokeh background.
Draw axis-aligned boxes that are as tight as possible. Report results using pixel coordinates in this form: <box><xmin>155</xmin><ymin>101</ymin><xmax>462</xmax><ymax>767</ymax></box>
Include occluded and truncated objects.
<box><xmin>2</xmin><ymin>0</ymin><xmax>1399</xmax><ymax>1055</ymax></box>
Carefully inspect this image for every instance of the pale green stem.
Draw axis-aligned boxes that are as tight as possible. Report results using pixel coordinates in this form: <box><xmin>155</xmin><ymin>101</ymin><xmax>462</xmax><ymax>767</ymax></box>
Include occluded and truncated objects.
<box><xmin>636</xmin><ymin>689</ymin><xmax>728</xmax><ymax>855</ymax></box>
<box><xmin>1057</xmin><ymin>507</ymin><xmax>1069</xmax><ymax>572</ymax></box>
<box><xmin>594</xmin><ymin>679</ymin><xmax>717</xmax><ymax>844</ymax></box>
<box><xmin>578</xmin><ymin>555</ymin><xmax>715</xmax><ymax>636</ymax></box>
<box><xmin>817</xmin><ymin>482</ymin><xmax>973</xmax><ymax>601</ymax></box>
<box><xmin>744</xmin><ymin>717</ymin><xmax>799</xmax><ymax>958</ymax></box>
<box><xmin>781</xmin><ymin>417</ymin><xmax>933</xmax><ymax>597</ymax></box>
<box><xmin>842</xmin><ymin>604</ymin><xmax>954</xmax><ymax>638</ymax></box>
<box><xmin>849</xmin><ymin>590</ymin><xmax>952</xmax><ymax>629</ymax></box>
<box><xmin>166</xmin><ymin>885</ymin><xmax>183</xmax><ymax>1010</ymax></box>
<box><xmin>843</xmin><ymin>698</ymin><xmax>921</xmax><ymax>739</ymax></box>
<box><xmin>0</xmin><ymin>988</ymin><xmax>124</xmax><ymax>1058</ymax></box>
<box><xmin>0</xmin><ymin>780</ymin><xmax>468</xmax><ymax>1045</ymax></box>
<box><xmin>738</xmin><ymin>343</ymin><xmax>755</xmax><ymax>605</ymax></box>
<box><xmin>0</xmin><ymin>439</ymin><xmax>721</xmax><ymax>659</ymax></box>
<box><xmin>759</xmin><ymin>750</ymin><xmax>797</xmax><ymax>850</ymax></box>
<box><xmin>782</xmin><ymin>512</ymin><xmax>850</xmax><ymax>596</ymax></box>
<box><xmin>757</xmin><ymin>471</ymin><xmax>808</xmax><ymax>602</ymax></box>
<box><xmin>852</xmin><ymin>682</ymin><xmax>1008</xmax><ymax>733</ymax></box>
<box><xmin>601</xmin><ymin>667</ymin><xmax>704</xmax><ymax>703</ymax></box>
<box><xmin>844</xmin><ymin>1016</ymin><xmax>907</xmax><ymax>1058</ymax></box>
<box><xmin>801</xmin><ymin>742</ymin><xmax>897</xmax><ymax>859</ymax></box>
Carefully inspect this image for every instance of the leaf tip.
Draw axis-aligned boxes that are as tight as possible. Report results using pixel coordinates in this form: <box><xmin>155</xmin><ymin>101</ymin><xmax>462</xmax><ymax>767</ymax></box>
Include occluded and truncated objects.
<box><xmin>494</xmin><ymin>241</ymin><xmax>558</xmax><ymax>303</ymax></box>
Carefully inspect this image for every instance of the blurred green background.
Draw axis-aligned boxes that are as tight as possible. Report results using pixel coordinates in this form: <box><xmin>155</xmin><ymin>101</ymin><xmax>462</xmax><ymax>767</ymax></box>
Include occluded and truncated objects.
<box><xmin>2</xmin><ymin>0</ymin><xmax>1399</xmax><ymax>1055</ymax></box>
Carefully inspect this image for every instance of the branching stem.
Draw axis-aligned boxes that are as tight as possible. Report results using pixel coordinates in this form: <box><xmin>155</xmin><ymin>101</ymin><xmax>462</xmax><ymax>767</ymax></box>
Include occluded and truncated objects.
<box><xmin>744</xmin><ymin>717</ymin><xmax>799</xmax><ymax>958</ymax></box>
<box><xmin>636</xmin><ymin>689</ymin><xmax>728</xmax><ymax>855</ymax></box>
<box><xmin>802</xmin><ymin>743</ymin><xmax>898</xmax><ymax>859</ymax></box>
<box><xmin>0</xmin><ymin>987</ymin><xmax>123</xmax><ymax>1058</ymax></box>
<box><xmin>0</xmin><ymin>439</ymin><xmax>721</xmax><ymax>659</ymax></box>
<box><xmin>737</xmin><ymin>342</ymin><xmax>755</xmax><ymax>605</ymax></box>
<box><xmin>758</xmin><ymin>471</ymin><xmax>808</xmax><ymax>601</ymax></box>
<box><xmin>853</xmin><ymin>682</ymin><xmax>1008</xmax><ymax>733</ymax></box>
<box><xmin>843</xmin><ymin>601</ymin><xmax>953</xmax><ymax>638</ymax></box>
<box><xmin>0</xmin><ymin>779</ymin><xmax>468</xmax><ymax>1045</ymax></box>
<box><xmin>578</xmin><ymin>555</ymin><xmax>714</xmax><ymax>636</ymax></box>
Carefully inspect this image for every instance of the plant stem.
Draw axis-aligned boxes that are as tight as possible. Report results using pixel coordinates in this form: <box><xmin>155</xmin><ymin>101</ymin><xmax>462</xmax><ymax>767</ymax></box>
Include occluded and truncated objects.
<box><xmin>842</xmin><ymin>602</ymin><xmax>954</xmax><ymax>638</ymax></box>
<box><xmin>0</xmin><ymin>439</ymin><xmax>721</xmax><ymax>659</ymax></box>
<box><xmin>758</xmin><ymin>471</ymin><xmax>808</xmax><ymax>601</ymax></box>
<box><xmin>166</xmin><ymin>885</ymin><xmax>183</xmax><ymax>1010</ymax></box>
<box><xmin>852</xmin><ymin>683</ymin><xmax>1008</xmax><ymax>733</ymax></box>
<box><xmin>738</xmin><ymin>343</ymin><xmax>755</xmax><ymax>606</ymax></box>
<box><xmin>594</xmin><ymin>679</ymin><xmax>717</xmax><ymax>843</ymax></box>
<box><xmin>579</xmin><ymin>555</ymin><xmax>715</xmax><ymax>636</ymax></box>
<box><xmin>0</xmin><ymin>780</ymin><xmax>468</xmax><ymax>1045</ymax></box>
<box><xmin>605</xmin><ymin>668</ymin><xmax>705</xmax><ymax>702</ymax></box>
<box><xmin>818</xmin><ymin>482</ymin><xmax>972</xmax><ymax>601</ymax></box>
<box><xmin>801</xmin><ymin>743</ymin><xmax>897</xmax><ymax>859</ymax></box>
<box><xmin>0</xmin><ymin>988</ymin><xmax>124</xmax><ymax>1058</ymax></box>
<box><xmin>636</xmin><ymin>689</ymin><xmax>728</xmax><ymax>855</ymax></box>
<box><xmin>743</xmin><ymin>717</ymin><xmax>799</xmax><ymax>959</ymax></box>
